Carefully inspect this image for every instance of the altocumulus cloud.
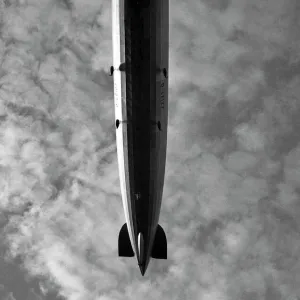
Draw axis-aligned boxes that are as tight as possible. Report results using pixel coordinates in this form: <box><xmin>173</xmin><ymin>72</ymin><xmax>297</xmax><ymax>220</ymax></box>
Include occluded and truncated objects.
<box><xmin>0</xmin><ymin>0</ymin><xmax>299</xmax><ymax>300</ymax></box>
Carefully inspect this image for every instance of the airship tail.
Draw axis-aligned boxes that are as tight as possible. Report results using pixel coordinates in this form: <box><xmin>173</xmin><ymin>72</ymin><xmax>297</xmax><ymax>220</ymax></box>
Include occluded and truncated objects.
<box><xmin>118</xmin><ymin>223</ymin><xmax>135</xmax><ymax>257</ymax></box>
<box><xmin>151</xmin><ymin>224</ymin><xmax>167</xmax><ymax>259</ymax></box>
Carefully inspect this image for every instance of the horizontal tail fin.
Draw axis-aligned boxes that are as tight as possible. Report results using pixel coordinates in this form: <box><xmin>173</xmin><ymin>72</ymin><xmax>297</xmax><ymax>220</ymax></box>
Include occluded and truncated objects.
<box><xmin>118</xmin><ymin>223</ymin><xmax>134</xmax><ymax>257</ymax></box>
<box><xmin>151</xmin><ymin>224</ymin><xmax>167</xmax><ymax>259</ymax></box>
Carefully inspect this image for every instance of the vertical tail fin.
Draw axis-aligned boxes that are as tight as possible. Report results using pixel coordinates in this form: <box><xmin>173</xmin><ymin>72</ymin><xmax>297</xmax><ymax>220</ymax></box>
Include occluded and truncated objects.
<box><xmin>118</xmin><ymin>223</ymin><xmax>134</xmax><ymax>257</ymax></box>
<box><xmin>151</xmin><ymin>224</ymin><xmax>167</xmax><ymax>259</ymax></box>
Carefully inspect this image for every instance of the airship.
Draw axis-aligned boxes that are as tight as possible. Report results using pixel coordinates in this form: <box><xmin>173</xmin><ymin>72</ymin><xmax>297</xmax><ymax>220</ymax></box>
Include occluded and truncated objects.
<box><xmin>110</xmin><ymin>0</ymin><xmax>169</xmax><ymax>276</ymax></box>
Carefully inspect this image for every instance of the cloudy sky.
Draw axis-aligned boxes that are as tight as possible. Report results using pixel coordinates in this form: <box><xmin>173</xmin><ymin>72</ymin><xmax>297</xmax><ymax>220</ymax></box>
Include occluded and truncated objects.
<box><xmin>0</xmin><ymin>0</ymin><xmax>300</xmax><ymax>299</ymax></box>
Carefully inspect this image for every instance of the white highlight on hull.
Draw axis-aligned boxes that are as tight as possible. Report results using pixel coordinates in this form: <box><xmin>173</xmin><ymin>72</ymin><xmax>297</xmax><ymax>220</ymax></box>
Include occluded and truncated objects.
<box><xmin>112</xmin><ymin>0</ymin><xmax>136</xmax><ymax>255</ymax></box>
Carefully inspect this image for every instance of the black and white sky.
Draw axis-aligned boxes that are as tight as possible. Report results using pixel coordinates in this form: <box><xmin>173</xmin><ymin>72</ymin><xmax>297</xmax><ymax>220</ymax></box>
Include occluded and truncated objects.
<box><xmin>0</xmin><ymin>0</ymin><xmax>300</xmax><ymax>299</ymax></box>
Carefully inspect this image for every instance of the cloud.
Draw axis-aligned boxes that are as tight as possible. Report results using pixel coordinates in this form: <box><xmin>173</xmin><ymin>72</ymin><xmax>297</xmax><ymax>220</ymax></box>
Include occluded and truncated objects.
<box><xmin>0</xmin><ymin>0</ymin><xmax>299</xmax><ymax>300</ymax></box>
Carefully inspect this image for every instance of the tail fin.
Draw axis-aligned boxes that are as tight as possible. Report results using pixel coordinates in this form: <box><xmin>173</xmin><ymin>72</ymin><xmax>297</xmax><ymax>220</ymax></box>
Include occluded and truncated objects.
<box><xmin>118</xmin><ymin>223</ymin><xmax>134</xmax><ymax>257</ymax></box>
<box><xmin>151</xmin><ymin>224</ymin><xmax>167</xmax><ymax>259</ymax></box>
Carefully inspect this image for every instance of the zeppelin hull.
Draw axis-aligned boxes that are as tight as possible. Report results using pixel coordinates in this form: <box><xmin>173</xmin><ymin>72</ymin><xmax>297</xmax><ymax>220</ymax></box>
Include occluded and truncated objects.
<box><xmin>113</xmin><ymin>0</ymin><xmax>169</xmax><ymax>271</ymax></box>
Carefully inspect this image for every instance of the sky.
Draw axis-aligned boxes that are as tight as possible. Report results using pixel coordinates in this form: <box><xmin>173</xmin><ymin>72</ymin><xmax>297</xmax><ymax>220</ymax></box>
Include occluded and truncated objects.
<box><xmin>0</xmin><ymin>0</ymin><xmax>300</xmax><ymax>299</ymax></box>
